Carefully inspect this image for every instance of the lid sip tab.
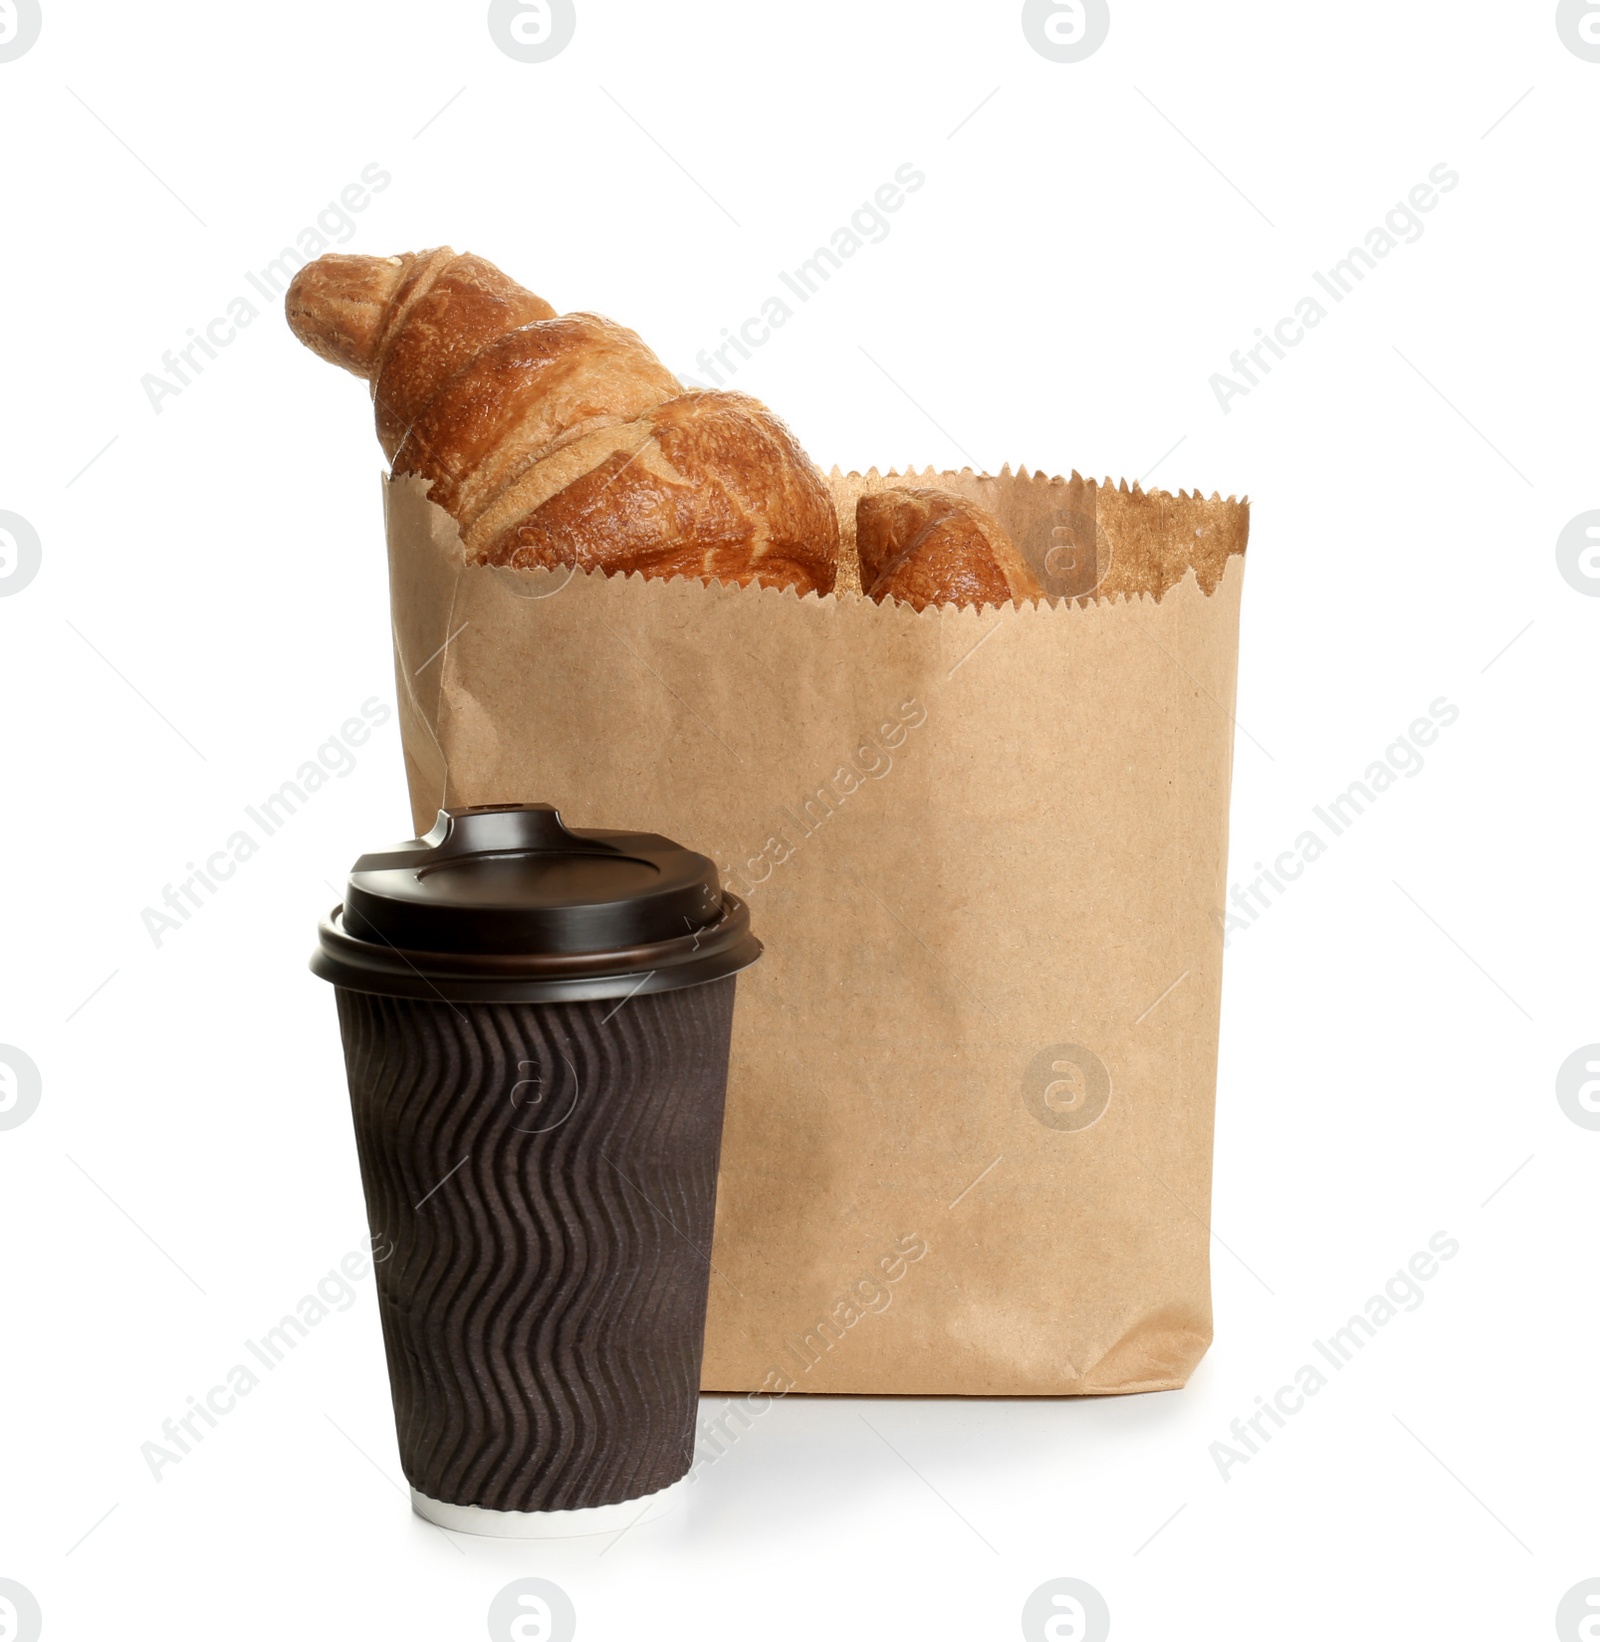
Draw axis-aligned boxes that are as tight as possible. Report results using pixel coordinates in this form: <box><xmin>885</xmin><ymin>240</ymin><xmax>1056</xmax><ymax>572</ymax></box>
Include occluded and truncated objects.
<box><xmin>312</xmin><ymin>804</ymin><xmax>761</xmax><ymax>1003</ymax></box>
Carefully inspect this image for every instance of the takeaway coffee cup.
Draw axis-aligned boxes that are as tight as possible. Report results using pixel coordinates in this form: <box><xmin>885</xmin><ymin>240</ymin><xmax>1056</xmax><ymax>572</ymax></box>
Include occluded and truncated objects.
<box><xmin>312</xmin><ymin>803</ymin><xmax>761</xmax><ymax>1537</ymax></box>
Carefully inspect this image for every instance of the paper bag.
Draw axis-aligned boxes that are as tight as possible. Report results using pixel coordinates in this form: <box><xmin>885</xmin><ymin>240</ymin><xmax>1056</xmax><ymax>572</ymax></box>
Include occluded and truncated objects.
<box><xmin>382</xmin><ymin>466</ymin><xmax>1249</xmax><ymax>1395</ymax></box>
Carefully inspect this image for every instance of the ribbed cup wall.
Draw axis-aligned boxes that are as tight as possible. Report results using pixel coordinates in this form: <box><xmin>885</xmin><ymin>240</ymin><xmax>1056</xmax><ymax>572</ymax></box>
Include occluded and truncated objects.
<box><xmin>334</xmin><ymin>979</ymin><xmax>735</xmax><ymax>1512</ymax></box>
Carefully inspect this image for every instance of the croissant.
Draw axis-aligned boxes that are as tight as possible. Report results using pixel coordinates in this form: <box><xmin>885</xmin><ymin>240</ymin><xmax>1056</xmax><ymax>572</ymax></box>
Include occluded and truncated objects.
<box><xmin>285</xmin><ymin>248</ymin><xmax>839</xmax><ymax>595</ymax></box>
<box><xmin>857</xmin><ymin>488</ymin><xmax>1042</xmax><ymax>611</ymax></box>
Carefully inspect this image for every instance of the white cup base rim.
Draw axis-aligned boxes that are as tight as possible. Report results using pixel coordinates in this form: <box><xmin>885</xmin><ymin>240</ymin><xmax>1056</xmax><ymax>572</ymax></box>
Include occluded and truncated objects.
<box><xmin>410</xmin><ymin>1476</ymin><xmax>687</xmax><ymax>1539</ymax></box>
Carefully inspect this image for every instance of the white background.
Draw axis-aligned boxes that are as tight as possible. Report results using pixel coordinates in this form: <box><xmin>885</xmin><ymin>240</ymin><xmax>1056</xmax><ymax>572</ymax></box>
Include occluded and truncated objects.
<box><xmin>2</xmin><ymin>2</ymin><xmax>1597</xmax><ymax>1638</ymax></box>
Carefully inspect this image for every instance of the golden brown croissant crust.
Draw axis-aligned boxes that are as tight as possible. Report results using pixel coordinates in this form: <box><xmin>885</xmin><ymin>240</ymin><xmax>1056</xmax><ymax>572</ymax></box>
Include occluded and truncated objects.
<box><xmin>857</xmin><ymin>488</ymin><xmax>1042</xmax><ymax>611</ymax></box>
<box><xmin>285</xmin><ymin>248</ymin><xmax>838</xmax><ymax>596</ymax></box>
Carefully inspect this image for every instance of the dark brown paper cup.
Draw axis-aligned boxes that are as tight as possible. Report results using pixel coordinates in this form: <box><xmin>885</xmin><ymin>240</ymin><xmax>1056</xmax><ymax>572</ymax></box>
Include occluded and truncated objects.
<box><xmin>313</xmin><ymin>805</ymin><xmax>760</xmax><ymax>1536</ymax></box>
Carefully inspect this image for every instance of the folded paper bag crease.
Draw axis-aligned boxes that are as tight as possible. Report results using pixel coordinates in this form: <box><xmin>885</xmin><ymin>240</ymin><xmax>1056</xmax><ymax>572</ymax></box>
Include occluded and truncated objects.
<box><xmin>382</xmin><ymin>465</ymin><xmax>1248</xmax><ymax>1396</ymax></box>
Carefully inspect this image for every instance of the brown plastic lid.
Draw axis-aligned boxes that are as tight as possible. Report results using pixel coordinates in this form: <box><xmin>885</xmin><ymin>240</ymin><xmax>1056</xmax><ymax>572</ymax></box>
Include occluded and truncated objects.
<box><xmin>311</xmin><ymin>804</ymin><xmax>760</xmax><ymax>1003</ymax></box>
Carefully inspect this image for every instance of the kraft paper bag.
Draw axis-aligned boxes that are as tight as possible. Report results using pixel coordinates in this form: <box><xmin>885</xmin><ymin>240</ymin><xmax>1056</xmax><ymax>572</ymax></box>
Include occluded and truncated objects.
<box><xmin>381</xmin><ymin>466</ymin><xmax>1249</xmax><ymax>1396</ymax></box>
